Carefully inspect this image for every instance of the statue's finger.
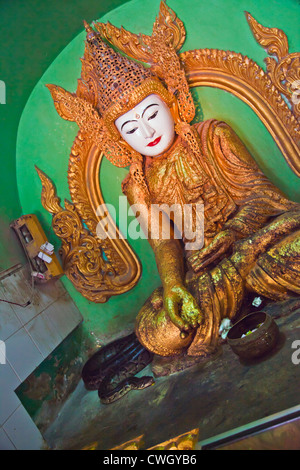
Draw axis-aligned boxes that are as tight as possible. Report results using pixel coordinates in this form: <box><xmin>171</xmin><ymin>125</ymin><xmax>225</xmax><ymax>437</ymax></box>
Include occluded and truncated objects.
<box><xmin>165</xmin><ymin>298</ymin><xmax>188</xmax><ymax>330</ymax></box>
<box><xmin>181</xmin><ymin>302</ymin><xmax>201</xmax><ymax>328</ymax></box>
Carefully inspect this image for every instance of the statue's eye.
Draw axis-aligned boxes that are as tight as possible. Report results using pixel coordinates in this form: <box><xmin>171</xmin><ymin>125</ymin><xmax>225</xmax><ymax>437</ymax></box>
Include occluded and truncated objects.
<box><xmin>126</xmin><ymin>127</ymin><xmax>138</xmax><ymax>135</ymax></box>
<box><xmin>148</xmin><ymin>110</ymin><xmax>158</xmax><ymax>121</ymax></box>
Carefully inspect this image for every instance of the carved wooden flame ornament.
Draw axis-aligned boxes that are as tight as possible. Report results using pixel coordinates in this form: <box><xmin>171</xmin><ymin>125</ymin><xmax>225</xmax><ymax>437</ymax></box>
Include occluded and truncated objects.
<box><xmin>36</xmin><ymin>2</ymin><xmax>300</xmax><ymax>303</ymax></box>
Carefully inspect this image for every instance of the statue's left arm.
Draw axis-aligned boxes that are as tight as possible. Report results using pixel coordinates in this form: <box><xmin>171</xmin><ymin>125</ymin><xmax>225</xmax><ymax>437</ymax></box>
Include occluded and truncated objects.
<box><xmin>189</xmin><ymin>120</ymin><xmax>299</xmax><ymax>272</ymax></box>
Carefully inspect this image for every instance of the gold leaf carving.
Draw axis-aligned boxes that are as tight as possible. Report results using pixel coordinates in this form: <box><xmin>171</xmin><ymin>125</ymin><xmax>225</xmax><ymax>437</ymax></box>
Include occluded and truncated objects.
<box><xmin>148</xmin><ymin>428</ymin><xmax>199</xmax><ymax>450</ymax></box>
<box><xmin>45</xmin><ymin>84</ymin><xmax>77</xmax><ymax>122</ymax></box>
<box><xmin>94</xmin><ymin>1</ymin><xmax>186</xmax><ymax>65</ymax></box>
<box><xmin>181</xmin><ymin>47</ymin><xmax>300</xmax><ymax>175</ymax></box>
<box><xmin>67</xmin><ymin>130</ymin><xmax>142</xmax><ymax>282</ymax></box>
<box><xmin>246</xmin><ymin>12</ymin><xmax>300</xmax><ymax>118</ymax></box>
<box><xmin>152</xmin><ymin>0</ymin><xmax>186</xmax><ymax>51</ymax></box>
<box><xmin>109</xmin><ymin>428</ymin><xmax>199</xmax><ymax>450</ymax></box>
<box><xmin>35</xmin><ymin>166</ymin><xmax>141</xmax><ymax>303</ymax></box>
<box><xmin>35</xmin><ymin>166</ymin><xmax>62</xmax><ymax>214</ymax></box>
<box><xmin>39</xmin><ymin>8</ymin><xmax>300</xmax><ymax>305</ymax></box>
<box><xmin>46</xmin><ymin>84</ymin><xmax>104</xmax><ymax>139</ymax></box>
<box><xmin>245</xmin><ymin>11</ymin><xmax>289</xmax><ymax>59</ymax></box>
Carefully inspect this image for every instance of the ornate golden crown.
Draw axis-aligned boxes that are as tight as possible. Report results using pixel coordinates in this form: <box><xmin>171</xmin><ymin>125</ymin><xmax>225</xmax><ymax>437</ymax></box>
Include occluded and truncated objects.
<box><xmin>46</xmin><ymin>2</ymin><xmax>195</xmax><ymax>167</ymax></box>
<box><xmin>83</xmin><ymin>21</ymin><xmax>176</xmax><ymax>140</ymax></box>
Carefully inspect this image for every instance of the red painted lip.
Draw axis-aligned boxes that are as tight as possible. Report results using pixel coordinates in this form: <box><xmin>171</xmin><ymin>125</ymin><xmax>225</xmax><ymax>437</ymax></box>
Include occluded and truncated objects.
<box><xmin>147</xmin><ymin>136</ymin><xmax>162</xmax><ymax>147</ymax></box>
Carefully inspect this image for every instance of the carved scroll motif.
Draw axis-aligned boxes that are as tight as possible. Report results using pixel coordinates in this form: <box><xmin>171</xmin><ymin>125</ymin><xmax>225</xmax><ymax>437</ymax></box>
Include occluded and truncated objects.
<box><xmin>181</xmin><ymin>47</ymin><xmax>300</xmax><ymax>176</ymax></box>
<box><xmin>246</xmin><ymin>12</ymin><xmax>300</xmax><ymax>118</ymax></box>
<box><xmin>36</xmin><ymin>166</ymin><xmax>141</xmax><ymax>303</ymax></box>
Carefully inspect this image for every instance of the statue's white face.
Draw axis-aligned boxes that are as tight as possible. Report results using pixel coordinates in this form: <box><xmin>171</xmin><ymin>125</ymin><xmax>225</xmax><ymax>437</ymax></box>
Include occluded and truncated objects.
<box><xmin>115</xmin><ymin>94</ymin><xmax>175</xmax><ymax>157</ymax></box>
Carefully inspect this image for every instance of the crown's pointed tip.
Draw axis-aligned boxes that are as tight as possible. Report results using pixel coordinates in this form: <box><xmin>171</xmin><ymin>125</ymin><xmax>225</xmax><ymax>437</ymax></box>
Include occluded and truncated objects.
<box><xmin>83</xmin><ymin>19</ymin><xmax>95</xmax><ymax>35</ymax></box>
<box><xmin>45</xmin><ymin>83</ymin><xmax>55</xmax><ymax>93</ymax></box>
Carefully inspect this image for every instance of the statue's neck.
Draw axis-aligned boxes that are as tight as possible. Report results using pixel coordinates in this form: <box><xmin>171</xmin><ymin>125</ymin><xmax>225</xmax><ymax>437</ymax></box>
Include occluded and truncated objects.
<box><xmin>144</xmin><ymin>134</ymin><xmax>182</xmax><ymax>170</ymax></box>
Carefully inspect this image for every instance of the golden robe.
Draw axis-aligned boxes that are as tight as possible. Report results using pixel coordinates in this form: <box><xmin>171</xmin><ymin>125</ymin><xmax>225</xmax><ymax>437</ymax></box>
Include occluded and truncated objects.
<box><xmin>123</xmin><ymin>119</ymin><xmax>300</xmax><ymax>357</ymax></box>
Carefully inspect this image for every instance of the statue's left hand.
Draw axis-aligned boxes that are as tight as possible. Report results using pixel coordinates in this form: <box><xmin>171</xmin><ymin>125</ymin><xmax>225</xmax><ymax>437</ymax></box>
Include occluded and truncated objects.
<box><xmin>188</xmin><ymin>229</ymin><xmax>236</xmax><ymax>272</ymax></box>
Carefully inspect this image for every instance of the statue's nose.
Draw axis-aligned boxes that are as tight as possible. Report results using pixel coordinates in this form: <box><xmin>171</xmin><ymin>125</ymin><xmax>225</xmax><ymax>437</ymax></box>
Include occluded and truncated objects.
<box><xmin>139</xmin><ymin>119</ymin><xmax>155</xmax><ymax>139</ymax></box>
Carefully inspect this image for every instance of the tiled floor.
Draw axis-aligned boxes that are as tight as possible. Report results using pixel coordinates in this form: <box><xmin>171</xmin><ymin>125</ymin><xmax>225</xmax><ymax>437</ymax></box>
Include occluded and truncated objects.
<box><xmin>2</xmin><ymin>264</ymin><xmax>299</xmax><ymax>450</ymax></box>
<box><xmin>0</xmin><ymin>263</ymin><xmax>82</xmax><ymax>449</ymax></box>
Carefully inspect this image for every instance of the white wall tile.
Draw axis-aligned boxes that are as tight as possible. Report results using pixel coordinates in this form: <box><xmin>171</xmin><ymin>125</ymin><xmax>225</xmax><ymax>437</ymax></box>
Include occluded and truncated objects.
<box><xmin>0</xmin><ymin>427</ymin><xmax>16</xmax><ymax>450</ymax></box>
<box><xmin>4</xmin><ymin>328</ymin><xmax>43</xmax><ymax>382</ymax></box>
<box><xmin>3</xmin><ymin>405</ymin><xmax>45</xmax><ymax>450</ymax></box>
<box><xmin>1</xmin><ymin>267</ymin><xmax>73</xmax><ymax>327</ymax></box>
<box><xmin>37</xmin><ymin>277</ymin><xmax>66</xmax><ymax>305</ymax></box>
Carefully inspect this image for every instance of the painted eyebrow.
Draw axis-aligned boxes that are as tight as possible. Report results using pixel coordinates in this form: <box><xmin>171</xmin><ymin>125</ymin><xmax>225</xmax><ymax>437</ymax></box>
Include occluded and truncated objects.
<box><xmin>121</xmin><ymin>120</ymin><xmax>137</xmax><ymax>131</ymax></box>
<box><xmin>142</xmin><ymin>103</ymin><xmax>159</xmax><ymax>118</ymax></box>
<box><xmin>120</xmin><ymin>104</ymin><xmax>159</xmax><ymax>131</ymax></box>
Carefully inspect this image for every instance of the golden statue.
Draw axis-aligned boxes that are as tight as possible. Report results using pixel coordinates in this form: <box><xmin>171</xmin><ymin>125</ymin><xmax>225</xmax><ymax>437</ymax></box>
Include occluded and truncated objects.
<box><xmin>37</xmin><ymin>2</ymin><xmax>300</xmax><ymax>400</ymax></box>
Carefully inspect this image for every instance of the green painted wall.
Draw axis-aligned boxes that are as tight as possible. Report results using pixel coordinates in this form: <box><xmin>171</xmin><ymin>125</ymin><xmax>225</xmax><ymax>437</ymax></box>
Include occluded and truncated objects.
<box><xmin>14</xmin><ymin>0</ymin><xmax>300</xmax><ymax>341</ymax></box>
<box><xmin>0</xmin><ymin>0</ymin><xmax>130</xmax><ymax>270</ymax></box>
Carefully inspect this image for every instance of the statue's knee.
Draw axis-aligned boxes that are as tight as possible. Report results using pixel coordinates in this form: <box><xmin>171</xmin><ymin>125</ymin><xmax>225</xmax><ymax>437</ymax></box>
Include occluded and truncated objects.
<box><xmin>245</xmin><ymin>230</ymin><xmax>300</xmax><ymax>299</ymax></box>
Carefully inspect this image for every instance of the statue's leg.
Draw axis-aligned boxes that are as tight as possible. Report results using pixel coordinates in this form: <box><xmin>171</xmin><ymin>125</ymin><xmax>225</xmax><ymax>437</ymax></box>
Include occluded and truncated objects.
<box><xmin>246</xmin><ymin>229</ymin><xmax>300</xmax><ymax>300</ymax></box>
<box><xmin>135</xmin><ymin>212</ymin><xmax>300</xmax><ymax>358</ymax></box>
<box><xmin>186</xmin><ymin>258</ymin><xmax>245</xmax><ymax>356</ymax></box>
<box><xmin>186</xmin><ymin>220</ymin><xmax>300</xmax><ymax>355</ymax></box>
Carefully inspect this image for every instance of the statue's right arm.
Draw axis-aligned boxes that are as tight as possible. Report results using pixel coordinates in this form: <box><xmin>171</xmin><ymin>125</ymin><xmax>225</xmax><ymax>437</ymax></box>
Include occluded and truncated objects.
<box><xmin>122</xmin><ymin>170</ymin><xmax>185</xmax><ymax>290</ymax></box>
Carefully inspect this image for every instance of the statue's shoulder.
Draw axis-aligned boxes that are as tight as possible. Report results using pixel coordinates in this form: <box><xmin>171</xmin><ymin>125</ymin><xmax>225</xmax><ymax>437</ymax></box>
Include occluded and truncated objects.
<box><xmin>194</xmin><ymin>118</ymin><xmax>257</xmax><ymax>169</ymax></box>
<box><xmin>121</xmin><ymin>163</ymin><xmax>149</xmax><ymax>204</ymax></box>
<box><xmin>194</xmin><ymin>118</ymin><xmax>235</xmax><ymax>139</ymax></box>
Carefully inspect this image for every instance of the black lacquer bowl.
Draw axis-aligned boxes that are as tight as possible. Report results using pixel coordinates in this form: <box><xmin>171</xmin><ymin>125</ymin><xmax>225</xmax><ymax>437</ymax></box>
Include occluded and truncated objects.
<box><xmin>227</xmin><ymin>311</ymin><xmax>279</xmax><ymax>360</ymax></box>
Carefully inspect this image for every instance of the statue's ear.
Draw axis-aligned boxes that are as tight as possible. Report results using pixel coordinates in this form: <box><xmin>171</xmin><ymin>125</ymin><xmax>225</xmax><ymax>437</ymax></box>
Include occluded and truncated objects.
<box><xmin>46</xmin><ymin>84</ymin><xmax>79</xmax><ymax>122</ymax></box>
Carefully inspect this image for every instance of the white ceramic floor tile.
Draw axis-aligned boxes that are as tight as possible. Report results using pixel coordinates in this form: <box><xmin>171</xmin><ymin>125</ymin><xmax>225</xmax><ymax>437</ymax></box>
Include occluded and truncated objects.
<box><xmin>0</xmin><ymin>355</ymin><xmax>21</xmax><ymax>425</ymax></box>
<box><xmin>0</xmin><ymin>390</ymin><xmax>22</xmax><ymax>428</ymax></box>
<box><xmin>46</xmin><ymin>294</ymin><xmax>82</xmax><ymax>340</ymax></box>
<box><xmin>25</xmin><ymin>310</ymin><xmax>62</xmax><ymax>358</ymax></box>
<box><xmin>4</xmin><ymin>328</ymin><xmax>43</xmax><ymax>382</ymax></box>
<box><xmin>3</xmin><ymin>405</ymin><xmax>45</xmax><ymax>450</ymax></box>
<box><xmin>36</xmin><ymin>278</ymin><xmax>66</xmax><ymax>306</ymax></box>
<box><xmin>0</xmin><ymin>285</ymin><xmax>22</xmax><ymax>341</ymax></box>
<box><xmin>0</xmin><ymin>427</ymin><xmax>16</xmax><ymax>450</ymax></box>
<box><xmin>1</xmin><ymin>268</ymin><xmax>41</xmax><ymax>325</ymax></box>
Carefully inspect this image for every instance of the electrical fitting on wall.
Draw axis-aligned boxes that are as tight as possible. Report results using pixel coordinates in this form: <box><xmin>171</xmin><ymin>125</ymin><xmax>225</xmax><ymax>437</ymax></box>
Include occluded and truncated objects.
<box><xmin>10</xmin><ymin>214</ymin><xmax>63</xmax><ymax>283</ymax></box>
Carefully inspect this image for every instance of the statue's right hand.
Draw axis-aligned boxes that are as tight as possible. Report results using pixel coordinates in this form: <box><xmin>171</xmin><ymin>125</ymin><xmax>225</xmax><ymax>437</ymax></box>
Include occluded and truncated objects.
<box><xmin>188</xmin><ymin>229</ymin><xmax>236</xmax><ymax>272</ymax></box>
<box><xmin>163</xmin><ymin>284</ymin><xmax>203</xmax><ymax>333</ymax></box>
